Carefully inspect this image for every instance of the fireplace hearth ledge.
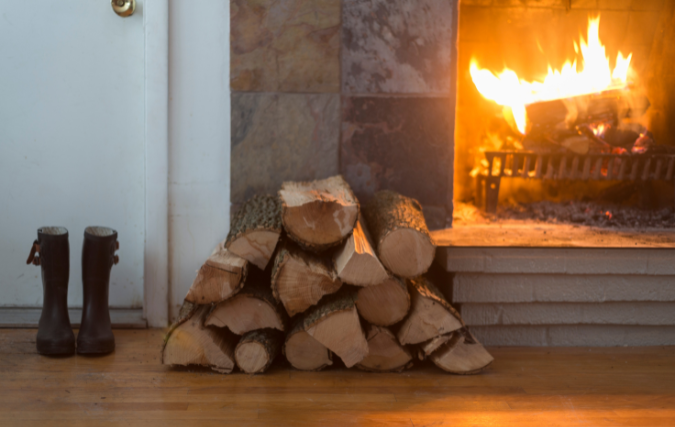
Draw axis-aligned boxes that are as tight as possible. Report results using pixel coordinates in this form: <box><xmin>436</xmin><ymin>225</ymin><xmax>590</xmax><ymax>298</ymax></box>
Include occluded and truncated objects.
<box><xmin>431</xmin><ymin>225</ymin><xmax>675</xmax><ymax>346</ymax></box>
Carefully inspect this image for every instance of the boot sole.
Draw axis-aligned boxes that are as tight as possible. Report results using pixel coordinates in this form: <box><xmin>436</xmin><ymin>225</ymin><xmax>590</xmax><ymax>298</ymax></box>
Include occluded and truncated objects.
<box><xmin>37</xmin><ymin>343</ymin><xmax>76</xmax><ymax>356</ymax></box>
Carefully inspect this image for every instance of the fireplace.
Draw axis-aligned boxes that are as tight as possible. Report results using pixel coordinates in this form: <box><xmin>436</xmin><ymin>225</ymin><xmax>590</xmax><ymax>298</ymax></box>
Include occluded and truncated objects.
<box><xmin>230</xmin><ymin>0</ymin><xmax>675</xmax><ymax>346</ymax></box>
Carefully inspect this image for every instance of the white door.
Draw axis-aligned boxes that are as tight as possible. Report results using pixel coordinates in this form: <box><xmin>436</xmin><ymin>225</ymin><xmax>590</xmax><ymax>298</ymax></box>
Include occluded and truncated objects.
<box><xmin>0</xmin><ymin>1</ymin><xmax>146</xmax><ymax>309</ymax></box>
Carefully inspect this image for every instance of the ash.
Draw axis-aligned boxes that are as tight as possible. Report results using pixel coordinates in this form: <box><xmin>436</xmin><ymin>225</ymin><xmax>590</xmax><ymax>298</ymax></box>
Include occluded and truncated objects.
<box><xmin>498</xmin><ymin>201</ymin><xmax>675</xmax><ymax>228</ymax></box>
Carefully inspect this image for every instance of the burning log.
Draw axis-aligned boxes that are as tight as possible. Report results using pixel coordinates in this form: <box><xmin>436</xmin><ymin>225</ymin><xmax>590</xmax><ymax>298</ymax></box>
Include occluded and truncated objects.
<box><xmin>162</xmin><ymin>303</ymin><xmax>239</xmax><ymax>374</ymax></box>
<box><xmin>271</xmin><ymin>239</ymin><xmax>342</xmax><ymax>317</ymax></box>
<box><xmin>234</xmin><ymin>328</ymin><xmax>284</xmax><ymax>374</ymax></box>
<box><xmin>363</xmin><ymin>191</ymin><xmax>436</xmax><ymax>278</ymax></box>
<box><xmin>397</xmin><ymin>277</ymin><xmax>463</xmax><ymax>345</ymax></box>
<box><xmin>279</xmin><ymin>175</ymin><xmax>359</xmax><ymax>251</ymax></box>
<box><xmin>185</xmin><ymin>243</ymin><xmax>248</xmax><ymax>304</ymax></box>
<box><xmin>356</xmin><ymin>324</ymin><xmax>413</xmax><ymax>372</ymax></box>
<box><xmin>429</xmin><ymin>329</ymin><xmax>494</xmax><ymax>375</ymax></box>
<box><xmin>333</xmin><ymin>216</ymin><xmax>389</xmax><ymax>286</ymax></box>
<box><xmin>226</xmin><ymin>194</ymin><xmax>283</xmax><ymax>270</ymax></box>
<box><xmin>355</xmin><ymin>277</ymin><xmax>410</xmax><ymax>327</ymax></box>
<box><xmin>300</xmin><ymin>287</ymin><xmax>369</xmax><ymax>368</ymax></box>
<box><xmin>205</xmin><ymin>268</ymin><xmax>287</xmax><ymax>335</ymax></box>
<box><xmin>283</xmin><ymin>318</ymin><xmax>333</xmax><ymax>371</ymax></box>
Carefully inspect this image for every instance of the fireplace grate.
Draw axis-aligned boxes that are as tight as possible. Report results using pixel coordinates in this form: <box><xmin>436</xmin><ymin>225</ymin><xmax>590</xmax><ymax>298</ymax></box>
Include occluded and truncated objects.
<box><xmin>482</xmin><ymin>151</ymin><xmax>675</xmax><ymax>213</ymax></box>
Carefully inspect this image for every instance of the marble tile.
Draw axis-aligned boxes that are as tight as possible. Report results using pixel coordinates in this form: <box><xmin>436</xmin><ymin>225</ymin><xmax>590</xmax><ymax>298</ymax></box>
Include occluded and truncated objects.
<box><xmin>231</xmin><ymin>92</ymin><xmax>340</xmax><ymax>205</ymax></box>
<box><xmin>342</xmin><ymin>0</ymin><xmax>458</xmax><ymax>94</ymax></box>
<box><xmin>230</xmin><ymin>0</ymin><xmax>340</xmax><ymax>93</ymax></box>
<box><xmin>340</xmin><ymin>96</ymin><xmax>454</xmax><ymax>227</ymax></box>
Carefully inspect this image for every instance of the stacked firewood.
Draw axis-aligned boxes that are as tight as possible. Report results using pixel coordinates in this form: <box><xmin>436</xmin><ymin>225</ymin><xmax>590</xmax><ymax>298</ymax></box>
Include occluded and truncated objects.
<box><xmin>162</xmin><ymin>175</ymin><xmax>493</xmax><ymax>374</ymax></box>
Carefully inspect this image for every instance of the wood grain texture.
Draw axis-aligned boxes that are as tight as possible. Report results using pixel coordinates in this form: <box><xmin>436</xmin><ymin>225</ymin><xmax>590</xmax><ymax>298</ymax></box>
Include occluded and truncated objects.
<box><xmin>2</xmin><ymin>328</ymin><xmax>675</xmax><ymax>426</ymax></box>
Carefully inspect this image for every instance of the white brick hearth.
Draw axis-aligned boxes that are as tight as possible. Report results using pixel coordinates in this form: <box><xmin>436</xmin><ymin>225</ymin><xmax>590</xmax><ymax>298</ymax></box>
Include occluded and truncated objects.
<box><xmin>433</xmin><ymin>227</ymin><xmax>675</xmax><ymax>346</ymax></box>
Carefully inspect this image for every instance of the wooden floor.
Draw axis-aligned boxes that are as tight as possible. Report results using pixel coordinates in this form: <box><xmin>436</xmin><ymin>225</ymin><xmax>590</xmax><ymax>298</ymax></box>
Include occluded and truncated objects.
<box><xmin>1</xmin><ymin>329</ymin><xmax>674</xmax><ymax>426</ymax></box>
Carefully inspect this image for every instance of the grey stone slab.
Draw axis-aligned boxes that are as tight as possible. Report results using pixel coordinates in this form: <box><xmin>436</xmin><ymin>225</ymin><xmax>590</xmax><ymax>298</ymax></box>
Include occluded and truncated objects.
<box><xmin>453</xmin><ymin>273</ymin><xmax>675</xmax><ymax>303</ymax></box>
<box><xmin>342</xmin><ymin>0</ymin><xmax>458</xmax><ymax>94</ymax></box>
<box><xmin>461</xmin><ymin>302</ymin><xmax>675</xmax><ymax>326</ymax></box>
<box><xmin>0</xmin><ymin>308</ymin><xmax>147</xmax><ymax>329</ymax></box>
<box><xmin>439</xmin><ymin>247</ymin><xmax>675</xmax><ymax>275</ymax></box>
<box><xmin>473</xmin><ymin>325</ymin><xmax>675</xmax><ymax>346</ymax></box>
<box><xmin>231</xmin><ymin>92</ymin><xmax>340</xmax><ymax>205</ymax></box>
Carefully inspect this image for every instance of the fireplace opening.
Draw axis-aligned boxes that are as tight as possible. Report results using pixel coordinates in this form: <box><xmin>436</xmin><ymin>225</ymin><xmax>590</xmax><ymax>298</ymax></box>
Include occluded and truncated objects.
<box><xmin>454</xmin><ymin>3</ymin><xmax>675</xmax><ymax>229</ymax></box>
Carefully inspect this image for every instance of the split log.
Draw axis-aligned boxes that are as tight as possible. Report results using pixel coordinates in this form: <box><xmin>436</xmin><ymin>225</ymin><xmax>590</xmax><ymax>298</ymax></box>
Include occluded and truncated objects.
<box><xmin>363</xmin><ymin>191</ymin><xmax>435</xmax><ymax>278</ymax></box>
<box><xmin>271</xmin><ymin>240</ymin><xmax>342</xmax><ymax>317</ymax></box>
<box><xmin>430</xmin><ymin>329</ymin><xmax>493</xmax><ymax>375</ymax></box>
<box><xmin>356</xmin><ymin>324</ymin><xmax>413</xmax><ymax>372</ymax></box>
<box><xmin>205</xmin><ymin>268</ymin><xmax>287</xmax><ymax>334</ymax></box>
<box><xmin>162</xmin><ymin>304</ymin><xmax>239</xmax><ymax>373</ymax></box>
<box><xmin>397</xmin><ymin>277</ymin><xmax>463</xmax><ymax>345</ymax></box>
<box><xmin>333</xmin><ymin>216</ymin><xmax>389</xmax><ymax>286</ymax></box>
<box><xmin>301</xmin><ymin>288</ymin><xmax>368</xmax><ymax>368</ymax></box>
<box><xmin>279</xmin><ymin>175</ymin><xmax>359</xmax><ymax>251</ymax></box>
<box><xmin>283</xmin><ymin>319</ymin><xmax>333</xmax><ymax>371</ymax></box>
<box><xmin>185</xmin><ymin>242</ymin><xmax>248</xmax><ymax>304</ymax></box>
<box><xmin>416</xmin><ymin>333</ymin><xmax>455</xmax><ymax>361</ymax></box>
<box><xmin>234</xmin><ymin>328</ymin><xmax>284</xmax><ymax>374</ymax></box>
<box><xmin>355</xmin><ymin>277</ymin><xmax>410</xmax><ymax>326</ymax></box>
<box><xmin>225</xmin><ymin>194</ymin><xmax>282</xmax><ymax>270</ymax></box>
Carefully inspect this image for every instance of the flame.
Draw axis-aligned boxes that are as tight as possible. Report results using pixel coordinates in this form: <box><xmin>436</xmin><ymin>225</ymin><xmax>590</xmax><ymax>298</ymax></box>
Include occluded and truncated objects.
<box><xmin>470</xmin><ymin>16</ymin><xmax>632</xmax><ymax>134</ymax></box>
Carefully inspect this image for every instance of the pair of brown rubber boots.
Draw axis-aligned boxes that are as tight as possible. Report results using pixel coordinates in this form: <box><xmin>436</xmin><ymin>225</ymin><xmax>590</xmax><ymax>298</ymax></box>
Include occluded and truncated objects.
<box><xmin>26</xmin><ymin>226</ymin><xmax>119</xmax><ymax>356</ymax></box>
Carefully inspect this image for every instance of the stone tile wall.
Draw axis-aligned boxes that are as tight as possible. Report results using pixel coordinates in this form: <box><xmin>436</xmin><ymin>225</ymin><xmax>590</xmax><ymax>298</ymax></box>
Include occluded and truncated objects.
<box><xmin>231</xmin><ymin>0</ymin><xmax>458</xmax><ymax>229</ymax></box>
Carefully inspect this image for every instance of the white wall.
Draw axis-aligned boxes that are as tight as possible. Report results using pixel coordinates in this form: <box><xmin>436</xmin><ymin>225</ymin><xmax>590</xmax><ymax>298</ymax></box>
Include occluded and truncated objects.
<box><xmin>168</xmin><ymin>0</ymin><xmax>231</xmax><ymax>321</ymax></box>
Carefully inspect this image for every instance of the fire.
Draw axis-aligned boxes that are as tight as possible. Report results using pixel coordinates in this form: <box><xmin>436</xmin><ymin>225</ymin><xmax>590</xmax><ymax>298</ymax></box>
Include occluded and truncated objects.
<box><xmin>470</xmin><ymin>16</ymin><xmax>632</xmax><ymax>134</ymax></box>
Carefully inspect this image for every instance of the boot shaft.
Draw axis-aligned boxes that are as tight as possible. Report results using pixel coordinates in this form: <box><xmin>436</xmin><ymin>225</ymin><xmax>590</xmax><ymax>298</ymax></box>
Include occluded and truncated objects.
<box><xmin>35</xmin><ymin>227</ymin><xmax>70</xmax><ymax>298</ymax></box>
<box><xmin>81</xmin><ymin>226</ymin><xmax>118</xmax><ymax>307</ymax></box>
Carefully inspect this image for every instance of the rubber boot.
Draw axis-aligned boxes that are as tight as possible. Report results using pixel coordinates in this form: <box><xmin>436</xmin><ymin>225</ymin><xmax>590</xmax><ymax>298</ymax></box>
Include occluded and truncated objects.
<box><xmin>26</xmin><ymin>227</ymin><xmax>75</xmax><ymax>356</ymax></box>
<box><xmin>77</xmin><ymin>226</ymin><xmax>119</xmax><ymax>355</ymax></box>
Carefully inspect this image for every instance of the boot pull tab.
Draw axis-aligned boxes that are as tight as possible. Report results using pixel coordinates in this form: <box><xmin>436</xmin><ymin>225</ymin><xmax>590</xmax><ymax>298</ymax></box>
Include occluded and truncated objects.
<box><xmin>26</xmin><ymin>240</ymin><xmax>41</xmax><ymax>266</ymax></box>
<box><xmin>113</xmin><ymin>240</ymin><xmax>120</xmax><ymax>265</ymax></box>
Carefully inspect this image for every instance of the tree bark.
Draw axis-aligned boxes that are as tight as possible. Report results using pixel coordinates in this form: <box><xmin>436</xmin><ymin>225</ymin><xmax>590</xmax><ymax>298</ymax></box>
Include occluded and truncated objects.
<box><xmin>185</xmin><ymin>242</ymin><xmax>248</xmax><ymax>304</ymax></box>
<box><xmin>430</xmin><ymin>329</ymin><xmax>494</xmax><ymax>375</ymax></box>
<box><xmin>162</xmin><ymin>304</ymin><xmax>239</xmax><ymax>374</ymax></box>
<box><xmin>333</xmin><ymin>215</ymin><xmax>389</xmax><ymax>286</ymax></box>
<box><xmin>234</xmin><ymin>328</ymin><xmax>284</xmax><ymax>374</ymax></box>
<box><xmin>226</xmin><ymin>194</ymin><xmax>282</xmax><ymax>270</ymax></box>
<box><xmin>283</xmin><ymin>318</ymin><xmax>333</xmax><ymax>371</ymax></box>
<box><xmin>416</xmin><ymin>333</ymin><xmax>456</xmax><ymax>361</ymax></box>
<box><xmin>300</xmin><ymin>287</ymin><xmax>368</xmax><ymax>368</ymax></box>
<box><xmin>356</xmin><ymin>324</ymin><xmax>413</xmax><ymax>372</ymax></box>
<box><xmin>205</xmin><ymin>267</ymin><xmax>288</xmax><ymax>334</ymax></box>
<box><xmin>279</xmin><ymin>175</ymin><xmax>359</xmax><ymax>251</ymax></box>
<box><xmin>362</xmin><ymin>190</ymin><xmax>436</xmax><ymax>278</ymax></box>
<box><xmin>355</xmin><ymin>277</ymin><xmax>410</xmax><ymax>326</ymax></box>
<box><xmin>397</xmin><ymin>277</ymin><xmax>463</xmax><ymax>345</ymax></box>
<box><xmin>271</xmin><ymin>239</ymin><xmax>342</xmax><ymax>317</ymax></box>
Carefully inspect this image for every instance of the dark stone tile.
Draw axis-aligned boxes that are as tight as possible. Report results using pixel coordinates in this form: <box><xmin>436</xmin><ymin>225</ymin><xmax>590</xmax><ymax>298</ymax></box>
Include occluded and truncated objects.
<box><xmin>341</xmin><ymin>96</ymin><xmax>454</xmax><ymax>227</ymax></box>
<box><xmin>230</xmin><ymin>0</ymin><xmax>341</xmax><ymax>93</ymax></box>
<box><xmin>231</xmin><ymin>93</ymin><xmax>340</xmax><ymax>205</ymax></box>
<box><xmin>342</xmin><ymin>0</ymin><xmax>458</xmax><ymax>94</ymax></box>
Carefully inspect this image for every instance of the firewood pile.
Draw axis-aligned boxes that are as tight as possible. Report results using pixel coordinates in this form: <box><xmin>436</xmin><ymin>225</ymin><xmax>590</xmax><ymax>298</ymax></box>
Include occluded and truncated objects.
<box><xmin>162</xmin><ymin>175</ymin><xmax>493</xmax><ymax>374</ymax></box>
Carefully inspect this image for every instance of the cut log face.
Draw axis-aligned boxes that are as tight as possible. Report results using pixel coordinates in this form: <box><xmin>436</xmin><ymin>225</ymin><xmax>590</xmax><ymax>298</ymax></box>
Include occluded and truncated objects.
<box><xmin>302</xmin><ymin>288</ymin><xmax>369</xmax><ymax>368</ymax></box>
<box><xmin>279</xmin><ymin>175</ymin><xmax>359</xmax><ymax>251</ymax></box>
<box><xmin>430</xmin><ymin>329</ymin><xmax>494</xmax><ymax>375</ymax></box>
<box><xmin>356</xmin><ymin>324</ymin><xmax>413</xmax><ymax>372</ymax></box>
<box><xmin>271</xmin><ymin>240</ymin><xmax>342</xmax><ymax>317</ymax></box>
<box><xmin>355</xmin><ymin>277</ymin><xmax>410</xmax><ymax>326</ymax></box>
<box><xmin>226</xmin><ymin>194</ymin><xmax>282</xmax><ymax>270</ymax></box>
<box><xmin>185</xmin><ymin>243</ymin><xmax>248</xmax><ymax>304</ymax></box>
<box><xmin>234</xmin><ymin>329</ymin><xmax>284</xmax><ymax>374</ymax></box>
<box><xmin>397</xmin><ymin>277</ymin><xmax>463</xmax><ymax>345</ymax></box>
<box><xmin>162</xmin><ymin>305</ymin><xmax>239</xmax><ymax>374</ymax></box>
<box><xmin>363</xmin><ymin>190</ymin><xmax>435</xmax><ymax>278</ymax></box>
<box><xmin>284</xmin><ymin>321</ymin><xmax>333</xmax><ymax>371</ymax></box>
<box><xmin>205</xmin><ymin>268</ymin><xmax>287</xmax><ymax>335</ymax></box>
<box><xmin>333</xmin><ymin>216</ymin><xmax>389</xmax><ymax>286</ymax></box>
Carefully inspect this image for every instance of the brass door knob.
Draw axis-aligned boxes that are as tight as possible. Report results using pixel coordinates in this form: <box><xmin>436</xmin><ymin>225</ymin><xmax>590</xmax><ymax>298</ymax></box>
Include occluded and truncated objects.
<box><xmin>112</xmin><ymin>0</ymin><xmax>135</xmax><ymax>17</ymax></box>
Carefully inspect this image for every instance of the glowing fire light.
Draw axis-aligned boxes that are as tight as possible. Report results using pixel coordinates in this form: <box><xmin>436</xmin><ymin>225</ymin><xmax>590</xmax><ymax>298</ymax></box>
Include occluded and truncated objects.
<box><xmin>470</xmin><ymin>16</ymin><xmax>632</xmax><ymax>134</ymax></box>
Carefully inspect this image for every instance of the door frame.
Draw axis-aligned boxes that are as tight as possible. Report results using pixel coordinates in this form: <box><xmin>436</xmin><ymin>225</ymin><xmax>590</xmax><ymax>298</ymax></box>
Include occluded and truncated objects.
<box><xmin>143</xmin><ymin>0</ymin><xmax>169</xmax><ymax>328</ymax></box>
